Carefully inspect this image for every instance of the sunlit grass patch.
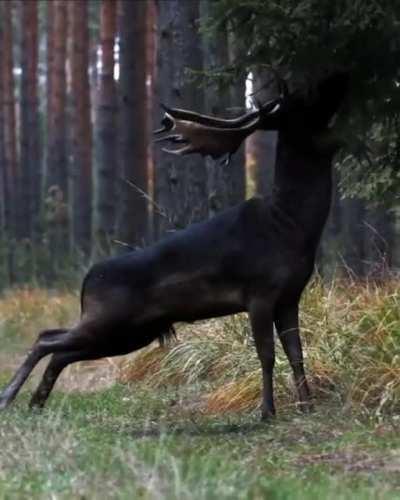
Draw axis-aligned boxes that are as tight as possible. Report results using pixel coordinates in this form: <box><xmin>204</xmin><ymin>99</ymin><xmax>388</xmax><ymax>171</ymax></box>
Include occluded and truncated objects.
<box><xmin>0</xmin><ymin>288</ymin><xmax>78</xmax><ymax>343</ymax></box>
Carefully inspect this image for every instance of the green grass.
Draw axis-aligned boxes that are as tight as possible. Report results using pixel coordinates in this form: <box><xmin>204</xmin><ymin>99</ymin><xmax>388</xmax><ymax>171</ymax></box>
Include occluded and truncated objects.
<box><xmin>0</xmin><ymin>282</ymin><xmax>399</xmax><ymax>499</ymax></box>
<box><xmin>0</xmin><ymin>385</ymin><xmax>399</xmax><ymax>499</ymax></box>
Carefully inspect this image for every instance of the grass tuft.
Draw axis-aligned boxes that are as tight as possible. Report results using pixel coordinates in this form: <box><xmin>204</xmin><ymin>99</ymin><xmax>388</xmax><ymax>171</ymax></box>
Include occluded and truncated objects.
<box><xmin>118</xmin><ymin>278</ymin><xmax>400</xmax><ymax>416</ymax></box>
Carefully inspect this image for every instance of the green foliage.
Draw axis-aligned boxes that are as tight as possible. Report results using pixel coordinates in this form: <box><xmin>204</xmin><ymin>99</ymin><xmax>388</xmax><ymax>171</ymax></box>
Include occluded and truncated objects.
<box><xmin>206</xmin><ymin>0</ymin><xmax>400</xmax><ymax>201</ymax></box>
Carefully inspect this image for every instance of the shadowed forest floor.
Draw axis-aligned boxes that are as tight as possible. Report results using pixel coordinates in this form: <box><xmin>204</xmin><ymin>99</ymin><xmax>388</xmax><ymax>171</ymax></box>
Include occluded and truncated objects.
<box><xmin>0</xmin><ymin>284</ymin><xmax>399</xmax><ymax>499</ymax></box>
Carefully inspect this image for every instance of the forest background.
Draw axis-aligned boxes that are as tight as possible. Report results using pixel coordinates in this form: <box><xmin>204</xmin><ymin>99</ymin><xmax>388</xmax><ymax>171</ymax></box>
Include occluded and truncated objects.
<box><xmin>1</xmin><ymin>0</ymin><xmax>400</xmax><ymax>288</ymax></box>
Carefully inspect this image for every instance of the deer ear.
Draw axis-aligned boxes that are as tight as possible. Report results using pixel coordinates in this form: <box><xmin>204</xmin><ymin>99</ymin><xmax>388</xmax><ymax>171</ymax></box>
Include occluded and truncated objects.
<box><xmin>310</xmin><ymin>72</ymin><xmax>349</xmax><ymax>129</ymax></box>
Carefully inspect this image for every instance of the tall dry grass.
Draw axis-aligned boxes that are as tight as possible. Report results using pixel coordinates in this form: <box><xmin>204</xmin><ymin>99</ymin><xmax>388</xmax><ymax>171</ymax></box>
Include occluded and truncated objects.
<box><xmin>119</xmin><ymin>278</ymin><xmax>400</xmax><ymax>415</ymax></box>
<box><xmin>0</xmin><ymin>281</ymin><xmax>398</xmax><ymax>416</ymax></box>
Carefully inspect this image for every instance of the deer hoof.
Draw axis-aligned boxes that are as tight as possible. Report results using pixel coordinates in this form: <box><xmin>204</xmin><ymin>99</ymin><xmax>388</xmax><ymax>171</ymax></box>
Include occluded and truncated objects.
<box><xmin>261</xmin><ymin>408</ymin><xmax>276</xmax><ymax>421</ymax></box>
<box><xmin>298</xmin><ymin>400</ymin><xmax>314</xmax><ymax>414</ymax></box>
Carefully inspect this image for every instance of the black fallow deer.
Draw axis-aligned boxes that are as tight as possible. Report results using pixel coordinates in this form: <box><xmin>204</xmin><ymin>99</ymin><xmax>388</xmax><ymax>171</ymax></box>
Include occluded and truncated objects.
<box><xmin>0</xmin><ymin>73</ymin><xmax>348</xmax><ymax>419</ymax></box>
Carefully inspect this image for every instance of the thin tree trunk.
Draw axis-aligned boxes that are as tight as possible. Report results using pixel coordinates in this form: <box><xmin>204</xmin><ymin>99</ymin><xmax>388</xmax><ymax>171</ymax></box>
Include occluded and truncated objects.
<box><xmin>93</xmin><ymin>0</ymin><xmax>117</xmax><ymax>259</ymax></box>
<box><xmin>201</xmin><ymin>1</ymin><xmax>232</xmax><ymax>217</ymax></box>
<box><xmin>117</xmin><ymin>0</ymin><xmax>149</xmax><ymax>248</ymax></box>
<box><xmin>1</xmin><ymin>0</ymin><xmax>18</xmax><ymax>283</ymax></box>
<box><xmin>0</xmin><ymin>4</ymin><xmax>5</xmax><ymax>239</ymax></box>
<box><xmin>46</xmin><ymin>0</ymin><xmax>54</xmax><ymax>165</ymax></box>
<box><xmin>20</xmin><ymin>0</ymin><xmax>40</xmax><ymax>245</ymax></box>
<box><xmin>155</xmin><ymin>0</ymin><xmax>207</xmax><ymax>237</ymax></box>
<box><xmin>340</xmin><ymin>197</ymin><xmax>365</xmax><ymax>278</ymax></box>
<box><xmin>70</xmin><ymin>0</ymin><xmax>92</xmax><ymax>259</ymax></box>
<box><xmin>46</xmin><ymin>0</ymin><xmax>69</xmax><ymax>276</ymax></box>
<box><xmin>146</xmin><ymin>0</ymin><xmax>157</xmax><ymax>243</ymax></box>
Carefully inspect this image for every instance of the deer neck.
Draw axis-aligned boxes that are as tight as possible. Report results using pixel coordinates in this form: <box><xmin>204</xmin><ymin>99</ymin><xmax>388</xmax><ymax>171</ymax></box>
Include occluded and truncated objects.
<box><xmin>270</xmin><ymin>138</ymin><xmax>333</xmax><ymax>251</ymax></box>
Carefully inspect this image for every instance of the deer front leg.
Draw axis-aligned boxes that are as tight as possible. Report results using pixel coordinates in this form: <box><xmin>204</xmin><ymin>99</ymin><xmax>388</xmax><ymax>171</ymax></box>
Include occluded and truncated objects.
<box><xmin>274</xmin><ymin>302</ymin><xmax>312</xmax><ymax>412</ymax></box>
<box><xmin>249</xmin><ymin>299</ymin><xmax>276</xmax><ymax>420</ymax></box>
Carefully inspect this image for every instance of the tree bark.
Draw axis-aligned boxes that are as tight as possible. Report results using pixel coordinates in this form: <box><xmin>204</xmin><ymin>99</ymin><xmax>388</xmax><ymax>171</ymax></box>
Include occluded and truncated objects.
<box><xmin>93</xmin><ymin>0</ymin><xmax>117</xmax><ymax>259</ymax></box>
<box><xmin>340</xmin><ymin>197</ymin><xmax>366</xmax><ymax>278</ymax></box>
<box><xmin>0</xmin><ymin>4</ymin><xmax>5</xmax><ymax>237</ymax></box>
<box><xmin>20</xmin><ymin>0</ymin><xmax>40</xmax><ymax>243</ymax></box>
<box><xmin>70</xmin><ymin>0</ymin><xmax>92</xmax><ymax>258</ymax></box>
<box><xmin>1</xmin><ymin>0</ymin><xmax>18</xmax><ymax>282</ymax></box>
<box><xmin>154</xmin><ymin>0</ymin><xmax>207</xmax><ymax>237</ymax></box>
<box><xmin>200</xmin><ymin>1</ymin><xmax>240</xmax><ymax>217</ymax></box>
<box><xmin>46</xmin><ymin>0</ymin><xmax>69</xmax><ymax>273</ymax></box>
<box><xmin>116</xmin><ymin>0</ymin><xmax>149</xmax><ymax>248</ymax></box>
<box><xmin>146</xmin><ymin>0</ymin><xmax>157</xmax><ymax>243</ymax></box>
<box><xmin>2</xmin><ymin>1</ymin><xmax>17</xmax><ymax>233</ymax></box>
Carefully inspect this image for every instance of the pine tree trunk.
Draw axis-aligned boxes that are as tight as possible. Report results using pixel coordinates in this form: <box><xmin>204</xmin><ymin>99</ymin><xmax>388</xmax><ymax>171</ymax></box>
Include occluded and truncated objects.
<box><xmin>0</xmin><ymin>5</ymin><xmax>5</xmax><ymax>239</ymax></box>
<box><xmin>20</xmin><ymin>0</ymin><xmax>40</xmax><ymax>245</ymax></box>
<box><xmin>117</xmin><ymin>0</ymin><xmax>149</xmax><ymax>248</ymax></box>
<box><xmin>201</xmin><ymin>1</ymin><xmax>234</xmax><ymax>217</ymax></box>
<box><xmin>340</xmin><ymin>197</ymin><xmax>365</xmax><ymax>278</ymax></box>
<box><xmin>46</xmin><ymin>0</ymin><xmax>69</xmax><ymax>275</ymax></box>
<box><xmin>70</xmin><ymin>0</ymin><xmax>92</xmax><ymax>259</ymax></box>
<box><xmin>1</xmin><ymin>0</ymin><xmax>18</xmax><ymax>282</ymax></box>
<box><xmin>93</xmin><ymin>0</ymin><xmax>117</xmax><ymax>259</ymax></box>
<box><xmin>154</xmin><ymin>0</ymin><xmax>207</xmax><ymax>236</ymax></box>
<box><xmin>146</xmin><ymin>0</ymin><xmax>157</xmax><ymax>243</ymax></box>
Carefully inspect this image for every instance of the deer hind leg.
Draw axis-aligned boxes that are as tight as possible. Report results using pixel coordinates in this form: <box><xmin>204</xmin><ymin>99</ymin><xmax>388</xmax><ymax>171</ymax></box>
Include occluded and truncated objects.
<box><xmin>274</xmin><ymin>301</ymin><xmax>312</xmax><ymax>412</ymax></box>
<box><xmin>23</xmin><ymin>319</ymin><xmax>112</xmax><ymax>409</ymax></box>
<box><xmin>0</xmin><ymin>328</ymin><xmax>69</xmax><ymax>409</ymax></box>
<box><xmin>0</xmin><ymin>320</ymin><xmax>103</xmax><ymax>409</ymax></box>
<box><xmin>249</xmin><ymin>298</ymin><xmax>276</xmax><ymax>420</ymax></box>
<box><xmin>29</xmin><ymin>350</ymin><xmax>93</xmax><ymax>408</ymax></box>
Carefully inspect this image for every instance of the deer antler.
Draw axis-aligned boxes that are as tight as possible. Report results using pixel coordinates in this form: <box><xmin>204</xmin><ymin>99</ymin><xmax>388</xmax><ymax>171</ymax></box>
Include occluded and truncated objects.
<box><xmin>157</xmin><ymin>103</ymin><xmax>262</xmax><ymax>129</ymax></box>
<box><xmin>154</xmin><ymin>98</ymin><xmax>282</xmax><ymax>165</ymax></box>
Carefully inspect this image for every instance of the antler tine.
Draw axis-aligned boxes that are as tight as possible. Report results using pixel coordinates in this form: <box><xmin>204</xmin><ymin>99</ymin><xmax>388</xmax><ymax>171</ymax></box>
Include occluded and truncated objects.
<box><xmin>153</xmin><ymin>114</ymin><xmax>175</xmax><ymax>135</ymax></box>
<box><xmin>153</xmin><ymin>134</ymin><xmax>188</xmax><ymax>145</ymax></box>
<box><xmin>158</xmin><ymin>103</ymin><xmax>259</xmax><ymax>129</ymax></box>
<box><xmin>162</xmin><ymin>145</ymin><xmax>196</xmax><ymax>156</ymax></box>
